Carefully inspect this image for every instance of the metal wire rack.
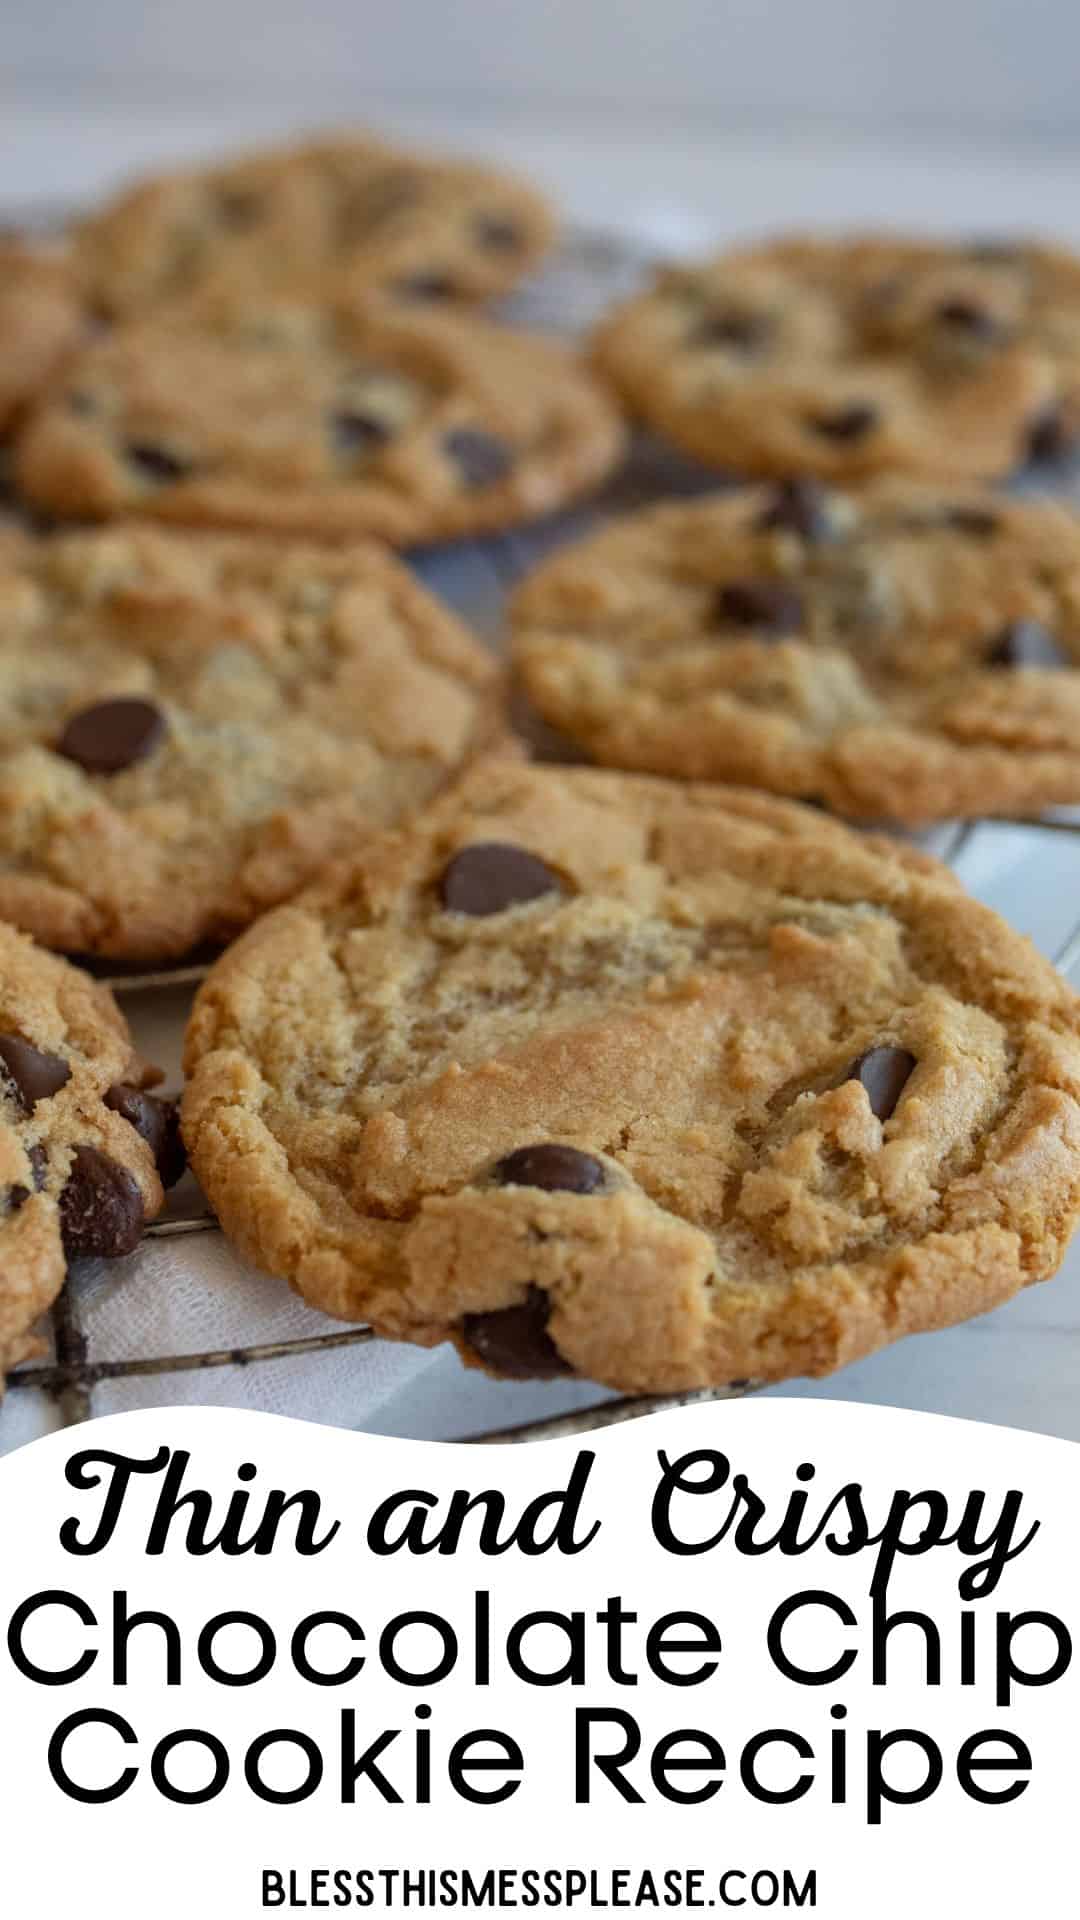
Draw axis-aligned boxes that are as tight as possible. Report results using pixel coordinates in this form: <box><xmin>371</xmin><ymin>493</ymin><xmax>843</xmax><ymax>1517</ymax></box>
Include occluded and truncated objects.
<box><xmin>6</xmin><ymin>224</ymin><xmax>1080</xmax><ymax>1444</ymax></box>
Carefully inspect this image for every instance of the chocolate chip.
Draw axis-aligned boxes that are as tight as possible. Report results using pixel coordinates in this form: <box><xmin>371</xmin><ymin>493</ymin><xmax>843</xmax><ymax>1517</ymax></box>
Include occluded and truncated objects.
<box><xmin>59</xmin><ymin>1144</ymin><xmax>144</xmax><ymax>1258</ymax></box>
<box><xmin>845</xmin><ymin>1046</ymin><xmax>916</xmax><ymax>1120</ymax></box>
<box><xmin>714</xmin><ymin>579</ymin><xmax>803</xmax><ymax>635</ymax></box>
<box><xmin>986</xmin><ymin>621</ymin><xmax>1065</xmax><ymax>668</ymax></box>
<box><xmin>439</xmin><ymin>842</ymin><xmax>563</xmax><ymax>917</ymax></box>
<box><xmin>105</xmin><ymin>1084</ymin><xmax>186</xmax><ymax>1188</ymax></box>
<box><xmin>57</xmin><ymin>698</ymin><xmax>165</xmax><ymax>776</ymax></box>
<box><xmin>934</xmin><ymin>298</ymin><xmax>1001</xmax><ymax>339</ymax></box>
<box><xmin>692</xmin><ymin>309</ymin><xmax>770</xmax><ymax>351</ymax></box>
<box><xmin>810</xmin><ymin>402</ymin><xmax>879</xmax><ymax>442</ymax></box>
<box><xmin>331</xmin><ymin>410</ymin><xmax>391</xmax><ymax>455</ymax></box>
<box><xmin>10</xmin><ymin>1144</ymin><xmax>48</xmax><ymax>1213</ymax></box>
<box><xmin>493</xmin><ymin>1143</ymin><xmax>606</xmax><ymax>1194</ymax></box>
<box><xmin>395</xmin><ymin>271</ymin><xmax>456</xmax><ymax>300</ymax></box>
<box><xmin>0</xmin><ymin>1034</ymin><xmax>70</xmax><ymax>1115</ymax></box>
<box><xmin>755</xmin><ymin>478</ymin><xmax>833</xmax><ymax>543</ymax></box>
<box><xmin>444</xmin><ymin>428</ymin><xmax>513</xmax><ymax>489</ymax></box>
<box><xmin>1025</xmin><ymin>408</ymin><xmax>1075</xmax><ymax>466</ymax></box>
<box><xmin>67</xmin><ymin>390</ymin><xmax>97</xmax><ymax>416</ymax></box>
<box><xmin>943</xmin><ymin>506</ymin><xmax>1000</xmax><ymax>538</ymax></box>
<box><xmin>475</xmin><ymin>214</ymin><xmax>523</xmax><ymax>252</ymax></box>
<box><xmin>125</xmin><ymin>443</ymin><xmax>191</xmax><ymax>484</ymax></box>
<box><xmin>217</xmin><ymin>188</ymin><xmax>264</xmax><ymax>229</ymax></box>
<box><xmin>461</xmin><ymin>1286</ymin><xmax>572</xmax><ymax>1379</ymax></box>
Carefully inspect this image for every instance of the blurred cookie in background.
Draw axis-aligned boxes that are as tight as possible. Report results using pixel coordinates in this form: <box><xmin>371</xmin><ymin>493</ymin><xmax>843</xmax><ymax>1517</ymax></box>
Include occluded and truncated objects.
<box><xmin>0</xmin><ymin>522</ymin><xmax>509</xmax><ymax>961</ymax></box>
<box><xmin>12</xmin><ymin>286</ymin><xmax>624</xmax><ymax>543</ymax></box>
<box><xmin>72</xmin><ymin>130</ymin><xmax>557</xmax><ymax>317</ymax></box>
<box><xmin>512</xmin><ymin>476</ymin><xmax>1080</xmax><ymax>822</ymax></box>
<box><xmin>593</xmin><ymin>233</ymin><xmax>1080</xmax><ymax>483</ymax></box>
<box><xmin>0</xmin><ymin>240</ymin><xmax>88</xmax><ymax>442</ymax></box>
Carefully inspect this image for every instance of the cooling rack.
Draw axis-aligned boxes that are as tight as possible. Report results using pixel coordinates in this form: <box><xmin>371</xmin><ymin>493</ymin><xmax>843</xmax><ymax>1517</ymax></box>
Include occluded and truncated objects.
<box><xmin>6</xmin><ymin>222</ymin><xmax>1080</xmax><ymax>1445</ymax></box>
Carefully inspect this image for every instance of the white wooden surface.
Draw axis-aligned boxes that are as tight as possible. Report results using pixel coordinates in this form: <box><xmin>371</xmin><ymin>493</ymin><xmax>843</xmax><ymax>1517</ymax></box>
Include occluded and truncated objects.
<box><xmin>4</xmin><ymin>101</ymin><xmax>1080</xmax><ymax>1444</ymax></box>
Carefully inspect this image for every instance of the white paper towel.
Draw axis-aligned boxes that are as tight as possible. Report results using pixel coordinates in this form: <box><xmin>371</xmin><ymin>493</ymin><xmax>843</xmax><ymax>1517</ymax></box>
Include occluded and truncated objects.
<box><xmin>2</xmin><ymin>1226</ymin><xmax>441</xmax><ymax>1453</ymax></box>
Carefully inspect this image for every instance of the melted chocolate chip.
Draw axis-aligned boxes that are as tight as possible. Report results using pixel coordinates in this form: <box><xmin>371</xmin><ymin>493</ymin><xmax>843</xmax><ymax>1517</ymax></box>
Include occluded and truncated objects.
<box><xmin>714</xmin><ymin>579</ymin><xmax>803</xmax><ymax>636</ymax></box>
<box><xmin>105</xmin><ymin>1084</ymin><xmax>187</xmax><ymax>1188</ymax></box>
<box><xmin>59</xmin><ymin>1145</ymin><xmax>144</xmax><ymax>1258</ymax></box>
<box><xmin>1026</xmin><ymin>408</ymin><xmax>1075</xmax><ymax>466</ymax></box>
<box><xmin>0</xmin><ymin>1034</ymin><xmax>70</xmax><ymax>1115</ymax></box>
<box><xmin>934</xmin><ymin>298</ymin><xmax>1001</xmax><ymax>339</ymax></box>
<box><xmin>444</xmin><ymin>428</ymin><xmax>513</xmax><ymax>489</ymax></box>
<box><xmin>986</xmin><ymin>621</ymin><xmax>1065</xmax><ymax>668</ymax></box>
<box><xmin>217</xmin><ymin>188</ymin><xmax>264</xmax><ymax>229</ymax></box>
<box><xmin>10</xmin><ymin>1143</ymin><xmax>47</xmax><ymax>1213</ymax></box>
<box><xmin>692</xmin><ymin>309</ymin><xmax>770</xmax><ymax>352</ymax></box>
<box><xmin>493</xmin><ymin>1144</ymin><xmax>606</xmax><ymax>1194</ymax></box>
<box><xmin>845</xmin><ymin>1046</ymin><xmax>916</xmax><ymax>1121</ymax></box>
<box><xmin>755</xmin><ymin>478</ymin><xmax>833</xmax><ymax>543</ymax></box>
<box><xmin>439</xmin><ymin>843</ymin><xmax>563</xmax><ymax>917</ymax></box>
<box><xmin>57</xmin><ymin>698</ymin><xmax>165</xmax><ymax>776</ymax></box>
<box><xmin>475</xmin><ymin>214</ymin><xmax>523</xmax><ymax>252</ymax></box>
<box><xmin>461</xmin><ymin>1287</ymin><xmax>572</xmax><ymax>1379</ymax></box>
<box><xmin>810</xmin><ymin>402</ymin><xmax>879</xmax><ymax>442</ymax></box>
<box><xmin>943</xmin><ymin>506</ymin><xmax>1000</xmax><ymax>538</ymax></box>
<box><xmin>331</xmin><ymin>409</ymin><xmax>391</xmax><ymax>455</ymax></box>
<box><xmin>125</xmin><ymin>443</ymin><xmax>191</xmax><ymax>484</ymax></box>
<box><xmin>395</xmin><ymin>271</ymin><xmax>456</xmax><ymax>300</ymax></box>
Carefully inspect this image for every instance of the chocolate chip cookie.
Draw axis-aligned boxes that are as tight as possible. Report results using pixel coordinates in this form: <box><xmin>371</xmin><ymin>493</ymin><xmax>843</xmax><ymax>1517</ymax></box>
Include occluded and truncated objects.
<box><xmin>13</xmin><ymin>290</ymin><xmax>623</xmax><ymax>543</ymax></box>
<box><xmin>181</xmin><ymin>761</ymin><xmax>1080</xmax><ymax>1393</ymax></box>
<box><xmin>1</xmin><ymin>919</ymin><xmax>177</xmax><ymax>1377</ymax></box>
<box><xmin>593</xmin><ymin>233</ymin><xmax>1080</xmax><ymax>482</ymax></box>
<box><xmin>512</xmin><ymin>477</ymin><xmax>1080</xmax><ymax>822</ymax></box>
<box><xmin>0</xmin><ymin>241</ymin><xmax>87</xmax><ymax>438</ymax></box>
<box><xmin>72</xmin><ymin>131</ymin><xmax>555</xmax><ymax>316</ymax></box>
<box><xmin>0</xmin><ymin>522</ymin><xmax>506</xmax><ymax>961</ymax></box>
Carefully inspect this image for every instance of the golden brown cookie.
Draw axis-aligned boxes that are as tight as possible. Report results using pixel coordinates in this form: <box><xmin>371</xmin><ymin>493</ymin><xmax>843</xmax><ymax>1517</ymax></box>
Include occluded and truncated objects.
<box><xmin>72</xmin><ymin>131</ymin><xmax>556</xmax><ymax>316</ymax></box>
<box><xmin>512</xmin><ymin>477</ymin><xmax>1080</xmax><ymax>822</ymax></box>
<box><xmin>0</xmin><ymin>241</ymin><xmax>87</xmax><ymax>438</ymax></box>
<box><xmin>13</xmin><ymin>289</ymin><xmax>623</xmax><ymax>543</ymax></box>
<box><xmin>1</xmin><ymin>920</ymin><xmax>175</xmax><ymax>1377</ymax></box>
<box><xmin>182</xmin><ymin>761</ymin><xmax>1080</xmax><ymax>1394</ymax></box>
<box><xmin>0</xmin><ymin>522</ymin><xmax>506</xmax><ymax>962</ymax></box>
<box><xmin>593</xmin><ymin>233</ymin><xmax>1080</xmax><ymax>482</ymax></box>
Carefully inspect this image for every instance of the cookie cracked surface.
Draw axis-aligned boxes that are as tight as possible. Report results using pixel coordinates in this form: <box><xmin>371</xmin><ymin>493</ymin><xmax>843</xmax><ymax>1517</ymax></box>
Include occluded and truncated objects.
<box><xmin>513</xmin><ymin>478</ymin><xmax>1080</xmax><ymax>822</ymax></box>
<box><xmin>593</xmin><ymin>234</ymin><xmax>1080</xmax><ymax>482</ymax></box>
<box><xmin>0</xmin><ymin>523</ymin><xmax>505</xmax><ymax>961</ymax></box>
<box><xmin>13</xmin><ymin>290</ymin><xmax>623</xmax><ymax>544</ymax></box>
<box><xmin>182</xmin><ymin>763</ymin><xmax>1080</xmax><ymax>1393</ymax></box>
<box><xmin>72</xmin><ymin>131</ymin><xmax>555</xmax><ymax>317</ymax></box>
<box><xmin>0</xmin><ymin>920</ymin><xmax>173</xmax><ymax>1378</ymax></box>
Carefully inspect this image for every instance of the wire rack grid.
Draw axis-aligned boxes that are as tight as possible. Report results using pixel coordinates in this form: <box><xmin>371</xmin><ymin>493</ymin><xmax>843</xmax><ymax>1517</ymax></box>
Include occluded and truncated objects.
<box><xmin>6</xmin><ymin>225</ymin><xmax>1080</xmax><ymax>1444</ymax></box>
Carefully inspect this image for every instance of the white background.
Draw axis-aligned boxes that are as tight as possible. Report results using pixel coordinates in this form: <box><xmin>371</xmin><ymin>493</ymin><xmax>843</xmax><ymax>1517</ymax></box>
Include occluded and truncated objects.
<box><xmin>3</xmin><ymin>1</ymin><xmax>1080</xmax><ymax>141</ymax></box>
<box><xmin>1</xmin><ymin>1401</ymin><xmax>1077</xmax><ymax>1917</ymax></box>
